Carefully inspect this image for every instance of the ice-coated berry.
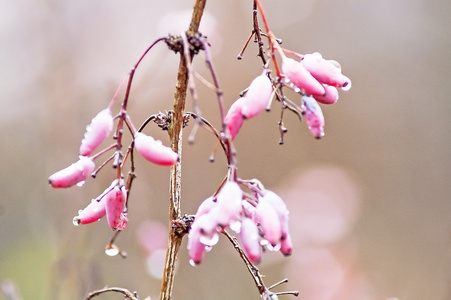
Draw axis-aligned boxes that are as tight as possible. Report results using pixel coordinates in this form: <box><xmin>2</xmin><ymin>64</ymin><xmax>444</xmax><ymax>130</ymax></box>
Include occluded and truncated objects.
<box><xmin>241</xmin><ymin>74</ymin><xmax>273</xmax><ymax>119</ymax></box>
<box><xmin>48</xmin><ymin>156</ymin><xmax>95</xmax><ymax>188</ymax></box>
<box><xmin>79</xmin><ymin>109</ymin><xmax>114</xmax><ymax>156</ymax></box>
<box><xmin>134</xmin><ymin>132</ymin><xmax>178</xmax><ymax>166</ymax></box>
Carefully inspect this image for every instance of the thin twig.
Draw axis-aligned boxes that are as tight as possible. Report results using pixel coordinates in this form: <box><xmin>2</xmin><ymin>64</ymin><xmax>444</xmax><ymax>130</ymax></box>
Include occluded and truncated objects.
<box><xmin>84</xmin><ymin>287</ymin><xmax>139</xmax><ymax>300</ymax></box>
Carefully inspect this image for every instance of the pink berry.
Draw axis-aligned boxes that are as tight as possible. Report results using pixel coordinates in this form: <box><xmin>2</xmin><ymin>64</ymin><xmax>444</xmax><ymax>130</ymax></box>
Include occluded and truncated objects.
<box><xmin>134</xmin><ymin>132</ymin><xmax>178</xmax><ymax>166</ymax></box>
<box><xmin>79</xmin><ymin>109</ymin><xmax>114</xmax><ymax>156</ymax></box>
<box><xmin>241</xmin><ymin>74</ymin><xmax>273</xmax><ymax>119</ymax></box>
<box><xmin>240</xmin><ymin>217</ymin><xmax>261</xmax><ymax>264</ymax></box>
<box><xmin>280</xmin><ymin>233</ymin><xmax>293</xmax><ymax>256</ymax></box>
<box><xmin>302</xmin><ymin>95</ymin><xmax>325</xmax><ymax>139</ymax></box>
<box><xmin>194</xmin><ymin>213</ymin><xmax>219</xmax><ymax>246</ymax></box>
<box><xmin>313</xmin><ymin>84</ymin><xmax>339</xmax><ymax>105</ymax></box>
<box><xmin>301</xmin><ymin>53</ymin><xmax>351</xmax><ymax>89</ymax></box>
<box><xmin>261</xmin><ymin>190</ymin><xmax>290</xmax><ymax>240</ymax></box>
<box><xmin>254</xmin><ymin>197</ymin><xmax>282</xmax><ymax>247</ymax></box>
<box><xmin>224</xmin><ymin>97</ymin><xmax>246</xmax><ymax>140</ymax></box>
<box><xmin>105</xmin><ymin>185</ymin><xmax>127</xmax><ymax>230</ymax></box>
<box><xmin>214</xmin><ymin>181</ymin><xmax>243</xmax><ymax>227</ymax></box>
<box><xmin>187</xmin><ymin>221</ymin><xmax>207</xmax><ymax>265</ymax></box>
<box><xmin>74</xmin><ymin>199</ymin><xmax>106</xmax><ymax>225</ymax></box>
<box><xmin>195</xmin><ymin>197</ymin><xmax>216</xmax><ymax>218</ymax></box>
<box><xmin>282</xmin><ymin>57</ymin><xmax>325</xmax><ymax>96</ymax></box>
<box><xmin>48</xmin><ymin>156</ymin><xmax>95</xmax><ymax>188</ymax></box>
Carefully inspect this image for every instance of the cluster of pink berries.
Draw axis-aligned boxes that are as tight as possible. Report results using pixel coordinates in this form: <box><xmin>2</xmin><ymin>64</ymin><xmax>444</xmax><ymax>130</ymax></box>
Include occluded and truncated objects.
<box><xmin>48</xmin><ymin>106</ymin><xmax>178</xmax><ymax>230</ymax></box>
<box><xmin>283</xmin><ymin>52</ymin><xmax>351</xmax><ymax>138</ymax></box>
<box><xmin>225</xmin><ymin>52</ymin><xmax>351</xmax><ymax>139</ymax></box>
<box><xmin>187</xmin><ymin>180</ymin><xmax>291</xmax><ymax>265</ymax></box>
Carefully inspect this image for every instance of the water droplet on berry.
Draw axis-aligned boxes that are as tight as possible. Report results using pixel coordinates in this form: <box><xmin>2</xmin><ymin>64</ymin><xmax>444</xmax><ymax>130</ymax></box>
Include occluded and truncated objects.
<box><xmin>267</xmin><ymin>243</ymin><xmax>281</xmax><ymax>252</ymax></box>
<box><xmin>189</xmin><ymin>259</ymin><xmax>198</xmax><ymax>267</ymax></box>
<box><xmin>229</xmin><ymin>220</ymin><xmax>241</xmax><ymax>233</ymax></box>
<box><xmin>76</xmin><ymin>181</ymin><xmax>85</xmax><ymax>187</ymax></box>
<box><xmin>72</xmin><ymin>216</ymin><xmax>81</xmax><ymax>226</ymax></box>
<box><xmin>200</xmin><ymin>233</ymin><xmax>219</xmax><ymax>246</ymax></box>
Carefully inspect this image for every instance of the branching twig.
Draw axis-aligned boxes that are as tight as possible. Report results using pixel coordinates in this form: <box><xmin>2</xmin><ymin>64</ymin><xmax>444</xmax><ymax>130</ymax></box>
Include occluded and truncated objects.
<box><xmin>222</xmin><ymin>230</ymin><xmax>299</xmax><ymax>299</ymax></box>
<box><xmin>84</xmin><ymin>287</ymin><xmax>140</xmax><ymax>300</ymax></box>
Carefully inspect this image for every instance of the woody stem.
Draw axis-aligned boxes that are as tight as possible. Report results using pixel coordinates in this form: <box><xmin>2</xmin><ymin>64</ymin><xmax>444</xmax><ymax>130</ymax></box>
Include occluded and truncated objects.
<box><xmin>159</xmin><ymin>0</ymin><xmax>206</xmax><ymax>300</ymax></box>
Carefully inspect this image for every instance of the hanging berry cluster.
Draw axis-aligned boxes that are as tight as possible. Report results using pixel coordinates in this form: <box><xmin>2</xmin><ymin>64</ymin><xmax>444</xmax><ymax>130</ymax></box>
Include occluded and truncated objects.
<box><xmin>48</xmin><ymin>0</ymin><xmax>351</xmax><ymax>299</ymax></box>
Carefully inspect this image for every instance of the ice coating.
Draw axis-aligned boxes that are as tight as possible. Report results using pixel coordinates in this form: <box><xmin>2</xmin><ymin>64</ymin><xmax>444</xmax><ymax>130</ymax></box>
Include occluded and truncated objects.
<box><xmin>214</xmin><ymin>181</ymin><xmax>243</xmax><ymax>227</ymax></box>
<box><xmin>301</xmin><ymin>53</ymin><xmax>351</xmax><ymax>89</ymax></box>
<box><xmin>134</xmin><ymin>132</ymin><xmax>178</xmax><ymax>166</ymax></box>
<box><xmin>79</xmin><ymin>108</ymin><xmax>114</xmax><ymax>156</ymax></box>
<box><xmin>261</xmin><ymin>190</ymin><xmax>290</xmax><ymax>240</ymax></box>
<box><xmin>241</xmin><ymin>74</ymin><xmax>273</xmax><ymax>119</ymax></box>
<box><xmin>254</xmin><ymin>197</ymin><xmax>282</xmax><ymax>247</ymax></box>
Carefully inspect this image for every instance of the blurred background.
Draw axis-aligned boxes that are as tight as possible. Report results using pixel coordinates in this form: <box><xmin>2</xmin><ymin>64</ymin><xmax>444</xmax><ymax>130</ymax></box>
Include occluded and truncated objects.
<box><xmin>1</xmin><ymin>0</ymin><xmax>450</xmax><ymax>299</ymax></box>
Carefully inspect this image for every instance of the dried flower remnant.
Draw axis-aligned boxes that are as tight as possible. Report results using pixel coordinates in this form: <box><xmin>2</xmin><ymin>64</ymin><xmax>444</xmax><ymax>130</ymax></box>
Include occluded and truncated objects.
<box><xmin>80</xmin><ymin>108</ymin><xmax>114</xmax><ymax>156</ymax></box>
<box><xmin>48</xmin><ymin>156</ymin><xmax>95</xmax><ymax>188</ymax></box>
<box><xmin>134</xmin><ymin>132</ymin><xmax>178</xmax><ymax>166</ymax></box>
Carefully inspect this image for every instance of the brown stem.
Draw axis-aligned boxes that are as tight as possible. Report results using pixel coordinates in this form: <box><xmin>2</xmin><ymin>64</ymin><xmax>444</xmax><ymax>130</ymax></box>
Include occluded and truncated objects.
<box><xmin>159</xmin><ymin>0</ymin><xmax>206</xmax><ymax>299</ymax></box>
<box><xmin>85</xmin><ymin>287</ymin><xmax>139</xmax><ymax>300</ymax></box>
